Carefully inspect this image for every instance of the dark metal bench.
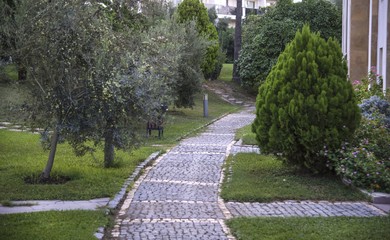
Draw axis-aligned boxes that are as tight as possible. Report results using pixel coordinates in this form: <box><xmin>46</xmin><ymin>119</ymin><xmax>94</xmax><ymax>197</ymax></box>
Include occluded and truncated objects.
<box><xmin>146</xmin><ymin>104</ymin><xmax>168</xmax><ymax>139</ymax></box>
<box><xmin>146</xmin><ymin>121</ymin><xmax>164</xmax><ymax>138</ymax></box>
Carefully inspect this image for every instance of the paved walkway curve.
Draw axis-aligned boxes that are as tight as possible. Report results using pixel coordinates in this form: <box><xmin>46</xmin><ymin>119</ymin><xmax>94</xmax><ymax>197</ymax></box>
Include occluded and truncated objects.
<box><xmin>110</xmin><ymin>109</ymin><xmax>255</xmax><ymax>239</ymax></box>
<box><xmin>110</xmin><ymin>108</ymin><xmax>387</xmax><ymax>240</ymax></box>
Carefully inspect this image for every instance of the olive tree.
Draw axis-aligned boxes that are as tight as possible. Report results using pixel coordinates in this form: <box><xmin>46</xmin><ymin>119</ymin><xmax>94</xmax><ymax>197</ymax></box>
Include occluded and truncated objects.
<box><xmin>6</xmin><ymin>0</ymin><xmax>190</xmax><ymax>179</ymax></box>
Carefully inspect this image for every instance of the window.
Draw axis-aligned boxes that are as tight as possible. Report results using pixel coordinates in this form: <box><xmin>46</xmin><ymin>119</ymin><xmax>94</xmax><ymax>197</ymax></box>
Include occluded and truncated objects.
<box><xmin>379</xmin><ymin>48</ymin><xmax>383</xmax><ymax>76</ymax></box>
<box><xmin>246</xmin><ymin>0</ymin><xmax>255</xmax><ymax>9</ymax></box>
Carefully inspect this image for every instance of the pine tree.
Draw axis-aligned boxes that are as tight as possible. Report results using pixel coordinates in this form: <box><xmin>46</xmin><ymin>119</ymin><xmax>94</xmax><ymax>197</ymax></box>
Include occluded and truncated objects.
<box><xmin>252</xmin><ymin>25</ymin><xmax>361</xmax><ymax>173</ymax></box>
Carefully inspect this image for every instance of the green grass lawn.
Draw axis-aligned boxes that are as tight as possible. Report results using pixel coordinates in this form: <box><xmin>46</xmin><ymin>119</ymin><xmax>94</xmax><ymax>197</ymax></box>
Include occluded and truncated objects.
<box><xmin>0</xmin><ymin>87</ymin><xmax>237</xmax><ymax>201</ymax></box>
<box><xmin>227</xmin><ymin>216</ymin><xmax>390</xmax><ymax>240</ymax></box>
<box><xmin>218</xmin><ymin>63</ymin><xmax>233</xmax><ymax>81</ymax></box>
<box><xmin>0</xmin><ymin>64</ymin><xmax>18</xmax><ymax>83</ymax></box>
<box><xmin>0</xmin><ymin>83</ymin><xmax>30</xmax><ymax>123</ymax></box>
<box><xmin>0</xmin><ymin>210</ymin><xmax>108</xmax><ymax>240</ymax></box>
<box><xmin>235</xmin><ymin>124</ymin><xmax>257</xmax><ymax>145</ymax></box>
<box><xmin>221</xmin><ymin>153</ymin><xmax>368</xmax><ymax>202</ymax></box>
<box><xmin>0</xmin><ymin>87</ymin><xmax>237</xmax><ymax>238</ymax></box>
<box><xmin>0</xmin><ymin>129</ymin><xmax>159</xmax><ymax>201</ymax></box>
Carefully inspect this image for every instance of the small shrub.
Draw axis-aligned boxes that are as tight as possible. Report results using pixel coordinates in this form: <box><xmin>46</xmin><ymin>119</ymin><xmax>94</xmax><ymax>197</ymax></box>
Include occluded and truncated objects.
<box><xmin>359</xmin><ymin>96</ymin><xmax>390</xmax><ymax>128</ymax></box>
<box><xmin>327</xmin><ymin>117</ymin><xmax>390</xmax><ymax>193</ymax></box>
<box><xmin>353</xmin><ymin>67</ymin><xmax>386</xmax><ymax>103</ymax></box>
<box><xmin>205</xmin><ymin>47</ymin><xmax>225</xmax><ymax>80</ymax></box>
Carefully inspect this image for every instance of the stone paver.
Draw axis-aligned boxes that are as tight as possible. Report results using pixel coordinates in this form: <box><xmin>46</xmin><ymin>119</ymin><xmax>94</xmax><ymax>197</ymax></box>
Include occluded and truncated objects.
<box><xmin>145</xmin><ymin>153</ymin><xmax>225</xmax><ymax>183</ymax></box>
<box><xmin>111</xmin><ymin>111</ymin><xmax>254</xmax><ymax>239</ymax></box>
<box><xmin>126</xmin><ymin>202</ymin><xmax>225</xmax><ymax>219</ymax></box>
<box><xmin>3</xmin><ymin>108</ymin><xmax>387</xmax><ymax>238</ymax></box>
<box><xmin>110</xmin><ymin>108</ymin><xmax>388</xmax><ymax>239</ymax></box>
<box><xmin>226</xmin><ymin>201</ymin><xmax>386</xmax><ymax>217</ymax></box>
<box><xmin>116</xmin><ymin>219</ymin><xmax>228</xmax><ymax>240</ymax></box>
<box><xmin>230</xmin><ymin>145</ymin><xmax>260</xmax><ymax>155</ymax></box>
<box><xmin>133</xmin><ymin>182</ymin><xmax>219</xmax><ymax>202</ymax></box>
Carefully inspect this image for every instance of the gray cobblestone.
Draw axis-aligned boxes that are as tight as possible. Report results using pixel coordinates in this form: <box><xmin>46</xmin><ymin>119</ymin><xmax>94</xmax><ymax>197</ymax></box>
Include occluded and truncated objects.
<box><xmin>126</xmin><ymin>202</ymin><xmax>225</xmax><ymax>219</ymax></box>
<box><xmin>145</xmin><ymin>153</ymin><xmax>225</xmax><ymax>183</ymax></box>
<box><xmin>110</xmin><ymin>108</ymin><xmax>387</xmax><ymax>239</ymax></box>
<box><xmin>171</xmin><ymin>144</ymin><xmax>227</xmax><ymax>153</ymax></box>
<box><xmin>117</xmin><ymin>221</ymin><xmax>228</xmax><ymax>240</ymax></box>
<box><xmin>226</xmin><ymin>201</ymin><xmax>386</xmax><ymax>217</ymax></box>
<box><xmin>230</xmin><ymin>145</ymin><xmax>260</xmax><ymax>155</ymax></box>
<box><xmin>181</xmin><ymin>134</ymin><xmax>234</xmax><ymax>145</ymax></box>
<box><xmin>133</xmin><ymin>181</ymin><xmax>219</xmax><ymax>202</ymax></box>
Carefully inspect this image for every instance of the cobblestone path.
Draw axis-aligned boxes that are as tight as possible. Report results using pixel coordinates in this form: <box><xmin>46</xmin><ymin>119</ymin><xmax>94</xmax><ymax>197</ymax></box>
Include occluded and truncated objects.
<box><xmin>110</xmin><ymin>109</ymin><xmax>255</xmax><ymax>240</ymax></box>
<box><xmin>227</xmin><ymin>201</ymin><xmax>385</xmax><ymax>217</ymax></box>
<box><xmin>110</xmin><ymin>108</ymin><xmax>387</xmax><ymax>240</ymax></box>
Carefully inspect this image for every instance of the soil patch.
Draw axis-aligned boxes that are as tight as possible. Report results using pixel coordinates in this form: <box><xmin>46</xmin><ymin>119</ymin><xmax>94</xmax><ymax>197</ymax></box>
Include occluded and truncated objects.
<box><xmin>24</xmin><ymin>173</ymin><xmax>71</xmax><ymax>185</ymax></box>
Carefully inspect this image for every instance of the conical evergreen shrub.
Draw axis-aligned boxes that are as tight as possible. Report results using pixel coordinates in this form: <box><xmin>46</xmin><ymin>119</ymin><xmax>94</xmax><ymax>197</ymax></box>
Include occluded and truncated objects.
<box><xmin>252</xmin><ymin>25</ymin><xmax>361</xmax><ymax>173</ymax></box>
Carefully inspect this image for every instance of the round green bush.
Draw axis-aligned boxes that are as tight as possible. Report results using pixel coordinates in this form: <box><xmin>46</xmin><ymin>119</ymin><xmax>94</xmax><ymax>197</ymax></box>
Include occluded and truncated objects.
<box><xmin>252</xmin><ymin>25</ymin><xmax>361</xmax><ymax>173</ymax></box>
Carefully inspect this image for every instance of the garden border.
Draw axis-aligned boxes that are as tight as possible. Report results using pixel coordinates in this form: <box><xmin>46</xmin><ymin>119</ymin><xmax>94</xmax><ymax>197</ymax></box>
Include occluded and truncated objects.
<box><xmin>106</xmin><ymin>151</ymin><xmax>161</xmax><ymax>210</ymax></box>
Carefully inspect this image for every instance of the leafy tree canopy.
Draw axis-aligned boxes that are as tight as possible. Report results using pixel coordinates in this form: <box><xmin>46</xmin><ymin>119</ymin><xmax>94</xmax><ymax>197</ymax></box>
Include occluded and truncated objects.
<box><xmin>217</xmin><ymin>18</ymin><xmax>234</xmax><ymax>63</ymax></box>
<box><xmin>239</xmin><ymin>0</ymin><xmax>342</xmax><ymax>90</ymax></box>
<box><xmin>176</xmin><ymin>0</ymin><xmax>220</xmax><ymax>79</ymax></box>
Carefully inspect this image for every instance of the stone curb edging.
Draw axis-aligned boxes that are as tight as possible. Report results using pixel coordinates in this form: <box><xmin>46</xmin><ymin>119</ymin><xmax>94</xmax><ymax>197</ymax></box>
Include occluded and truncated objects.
<box><xmin>110</xmin><ymin>151</ymin><xmax>169</xmax><ymax>238</ymax></box>
<box><xmin>95</xmin><ymin>151</ymin><xmax>162</xmax><ymax>239</ymax></box>
<box><xmin>224</xmin><ymin>201</ymin><xmax>387</xmax><ymax>217</ymax></box>
<box><xmin>106</xmin><ymin>151</ymin><xmax>161</xmax><ymax>210</ymax></box>
<box><xmin>360</xmin><ymin>190</ymin><xmax>390</xmax><ymax>204</ymax></box>
<box><xmin>217</xmin><ymin>140</ymin><xmax>237</xmax><ymax>240</ymax></box>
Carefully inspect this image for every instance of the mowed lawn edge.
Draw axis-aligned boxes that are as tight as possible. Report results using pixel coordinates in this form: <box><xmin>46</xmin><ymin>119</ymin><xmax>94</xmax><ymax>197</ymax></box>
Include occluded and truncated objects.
<box><xmin>227</xmin><ymin>216</ymin><xmax>390</xmax><ymax>240</ymax></box>
<box><xmin>221</xmin><ymin>153</ymin><xmax>368</xmax><ymax>202</ymax></box>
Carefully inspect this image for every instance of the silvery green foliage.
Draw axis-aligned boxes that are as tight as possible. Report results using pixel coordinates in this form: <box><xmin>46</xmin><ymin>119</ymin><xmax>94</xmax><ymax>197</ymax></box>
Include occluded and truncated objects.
<box><xmin>173</xmin><ymin>21</ymin><xmax>207</xmax><ymax>108</ymax></box>
<box><xmin>127</xmin><ymin>19</ymin><xmax>206</xmax><ymax>110</ymax></box>
<box><xmin>4</xmin><ymin>0</ymin><xmax>206</xmax><ymax>169</ymax></box>
<box><xmin>359</xmin><ymin>96</ymin><xmax>390</xmax><ymax>128</ymax></box>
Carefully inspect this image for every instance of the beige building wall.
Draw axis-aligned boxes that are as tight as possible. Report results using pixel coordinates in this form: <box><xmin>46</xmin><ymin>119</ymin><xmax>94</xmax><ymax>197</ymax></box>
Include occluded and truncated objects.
<box><xmin>349</xmin><ymin>0</ymin><xmax>370</xmax><ymax>81</ymax></box>
<box><xmin>388</xmin><ymin>2</ymin><xmax>390</xmax><ymax>90</ymax></box>
<box><xmin>343</xmin><ymin>0</ymin><xmax>389</xmax><ymax>90</ymax></box>
<box><xmin>369</xmin><ymin>0</ymin><xmax>378</xmax><ymax>68</ymax></box>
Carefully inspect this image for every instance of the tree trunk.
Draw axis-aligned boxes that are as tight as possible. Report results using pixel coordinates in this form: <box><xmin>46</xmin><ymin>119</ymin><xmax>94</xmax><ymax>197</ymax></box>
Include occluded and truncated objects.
<box><xmin>233</xmin><ymin>0</ymin><xmax>242</xmax><ymax>84</ymax></box>
<box><xmin>15</xmin><ymin>56</ymin><xmax>26</xmax><ymax>82</ymax></box>
<box><xmin>104</xmin><ymin>127</ymin><xmax>115</xmax><ymax>168</ymax></box>
<box><xmin>17</xmin><ymin>65</ymin><xmax>26</xmax><ymax>82</ymax></box>
<box><xmin>41</xmin><ymin>128</ymin><xmax>59</xmax><ymax>180</ymax></box>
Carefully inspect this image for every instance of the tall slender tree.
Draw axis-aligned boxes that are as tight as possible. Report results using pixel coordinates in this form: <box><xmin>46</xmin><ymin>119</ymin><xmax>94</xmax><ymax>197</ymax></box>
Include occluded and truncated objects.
<box><xmin>233</xmin><ymin>0</ymin><xmax>242</xmax><ymax>83</ymax></box>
